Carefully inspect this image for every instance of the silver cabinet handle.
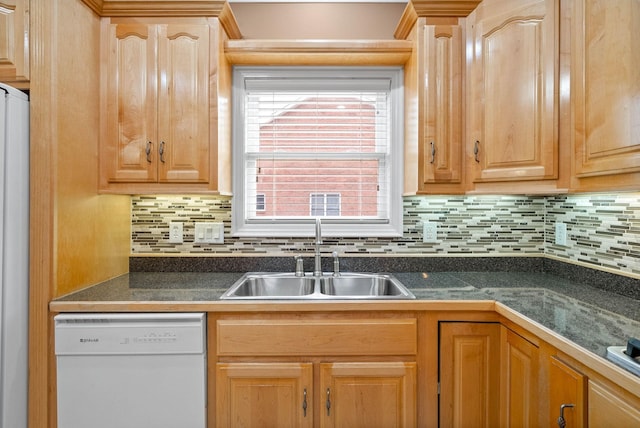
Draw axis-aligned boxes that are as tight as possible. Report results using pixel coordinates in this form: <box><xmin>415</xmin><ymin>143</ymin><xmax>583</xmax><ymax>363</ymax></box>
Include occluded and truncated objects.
<box><xmin>430</xmin><ymin>141</ymin><xmax>436</xmax><ymax>164</ymax></box>
<box><xmin>159</xmin><ymin>141</ymin><xmax>166</xmax><ymax>163</ymax></box>
<box><xmin>557</xmin><ymin>403</ymin><xmax>574</xmax><ymax>427</ymax></box>
<box><xmin>473</xmin><ymin>140</ymin><xmax>480</xmax><ymax>163</ymax></box>
<box><xmin>326</xmin><ymin>388</ymin><xmax>331</xmax><ymax>416</ymax></box>
<box><xmin>302</xmin><ymin>388</ymin><xmax>308</xmax><ymax>417</ymax></box>
<box><xmin>145</xmin><ymin>141</ymin><xmax>152</xmax><ymax>163</ymax></box>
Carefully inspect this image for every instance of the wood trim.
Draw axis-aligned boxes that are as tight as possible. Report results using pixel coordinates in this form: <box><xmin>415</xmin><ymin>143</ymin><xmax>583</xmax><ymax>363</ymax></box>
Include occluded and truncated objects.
<box><xmin>78</xmin><ymin>1</ymin><xmax>242</xmax><ymax>39</ymax></box>
<box><xmin>79</xmin><ymin>0</ymin><xmax>102</xmax><ymax>15</ymax></box>
<box><xmin>411</xmin><ymin>0</ymin><xmax>481</xmax><ymax>17</ymax></box>
<box><xmin>79</xmin><ymin>0</ymin><xmax>230</xmax><ymax>17</ymax></box>
<box><xmin>29</xmin><ymin>1</ymin><xmax>56</xmax><ymax>426</ymax></box>
<box><xmin>224</xmin><ymin>39</ymin><xmax>413</xmax><ymax>66</ymax></box>
<box><xmin>394</xmin><ymin>2</ymin><xmax>418</xmax><ymax>40</ymax></box>
<box><xmin>218</xmin><ymin>1</ymin><xmax>241</xmax><ymax>40</ymax></box>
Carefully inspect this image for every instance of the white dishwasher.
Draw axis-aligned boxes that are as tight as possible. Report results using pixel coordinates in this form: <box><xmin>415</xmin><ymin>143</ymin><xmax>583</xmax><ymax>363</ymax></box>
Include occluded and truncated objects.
<box><xmin>54</xmin><ymin>313</ymin><xmax>206</xmax><ymax>428</ymax></box>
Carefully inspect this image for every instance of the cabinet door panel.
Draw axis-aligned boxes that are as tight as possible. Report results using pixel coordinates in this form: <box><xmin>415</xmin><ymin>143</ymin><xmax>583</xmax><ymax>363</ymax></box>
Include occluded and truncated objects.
<box><xmin>549</xmin><ymin>356</ymin><xmax>586</xmax><ymax>428</ymax></box>
<box><xmin>469</xmin><ymin>0</ymin><xmax>557</xmax><ymax>182</ymax></box>
<box><xmin>421</xmin><ymin>24</ymin><xmax>463</xmax><ymax>188</ymax></box>
<box><xmin>501</xmin><ymin>328</ymin><xmax>539</xmax><ymax>427</ymax></box>
<box><xmin>216</xmin><ymin>362</ymin><xmax>313</xmax><ymax>428</ymax></box>
<box><xmin>572</xmin><ymin>0</ymin><xmax>640</xmax><ymax>178</ymax></box>
<box><xmin>319</xmin><ymin>362</ymin><xmax>416</xmax><ymax>428</ymax></box>
<box><xmin>0</xmin><ymin>0</ymin><xmax>29</xmax><ymax>86</ymax></box>
<box><xmin>439</xmin><ymin>322</ymin><xmax>501</xmax><ymax>428</ymax></box>
<box><xmin>157</xmin><ymin>23</ymin><xmax>210</xmax><ymax>183</ymax></box>
<box><xmin>105</xmin><ymin>23</ymin><xmax>158</xmax><ymax>182</ymax></box>
<box><xmin>588</xmin><ymin>381</ymin><xmax>640</xmax><ymax>428</ymax></box>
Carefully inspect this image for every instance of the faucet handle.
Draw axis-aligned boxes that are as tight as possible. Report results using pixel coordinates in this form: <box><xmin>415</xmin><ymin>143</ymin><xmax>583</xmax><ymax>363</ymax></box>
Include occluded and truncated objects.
<box><xmin>295</xmin><ymin>256</ymin><xmax>304</xmax><ymax>277</ymax></box>
<box><xmin>332</xmin><ymin>251</ymin><xmax>341</xmax><ymax>277</ymax></box>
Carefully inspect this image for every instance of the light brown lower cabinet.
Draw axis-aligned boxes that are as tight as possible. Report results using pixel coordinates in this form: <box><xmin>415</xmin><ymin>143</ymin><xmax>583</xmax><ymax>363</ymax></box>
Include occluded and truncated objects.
<box><xmin>500</xmin><ymin>328</ymin><xmax>539</xmax><ymax>427</ymax></box>
<box><xmin>588</xmin><ymin>380</ymin><xmax>640</xmax><ymax>428</ymax></box>
<box><xmin>439</xmin><ymin>322</ymin><xmax>541</xmax><ymax>428</ymax></box>
<box><xmin>548</xmin><ymin>356</ymin><xmax>587</xmax><ymax>428</ymax></box>
<box><xmin>215</xmin><ymin>361</ymin><xmax>417</xmax><ymax>428</ymax></box>
<box><xmin>439</xmin><ymin>322</ymin><xmax>502</xmax><ymax>427</ymax></box>
<box><xmin>319</xmin><ymin>362</ymin><xmax>417</xmax><ymax>428</ymax></box>
<box><xmin>212</xmin><ymin>315</ymin><xmax>418</xmax><ymax>428</ymax></box>
<box><xmin>211</xmin><ymin>313</ymin><xmax>640</xmax><ymax>428</ymax></box>
<box><xmin>216</xmin><ymin>362</ymin><xmax>314</xmax><ymax>428</ymax></box>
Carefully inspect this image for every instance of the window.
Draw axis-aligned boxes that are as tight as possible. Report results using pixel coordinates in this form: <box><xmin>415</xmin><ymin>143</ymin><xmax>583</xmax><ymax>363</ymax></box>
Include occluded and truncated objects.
<box><xmin>256</xmin><ymin>194</ymin><xmax>266</xmax><ymax>212</ymax></box>
<box><xmin>310</xmin><ymin>193</ymin><xmax>341</xmax><ymax>216</ymax></box>
<box><xmin>232</xmin><ymin>66</ymin><xmax>404</xmax><ymax>237</ymax></box>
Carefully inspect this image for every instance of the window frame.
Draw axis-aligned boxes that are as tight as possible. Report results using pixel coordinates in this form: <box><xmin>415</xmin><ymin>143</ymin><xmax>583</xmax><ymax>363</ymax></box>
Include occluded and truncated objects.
<box><xmin>231</xmin><ymin>66</ymin><xmax>404</xmax><ymax>238</ymax></box>
<box><xmin>310</xmin><ymin>193</ymin><xmax>342</xmax><ymax>216</ymax></box>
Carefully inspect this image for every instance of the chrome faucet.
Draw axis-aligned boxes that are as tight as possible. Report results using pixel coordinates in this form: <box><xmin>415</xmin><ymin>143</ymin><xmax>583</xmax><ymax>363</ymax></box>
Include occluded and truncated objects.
<box><xmin>314</xmin><ymin>217</ymin><xmax>323</xmax><ymax>276</ymax></box>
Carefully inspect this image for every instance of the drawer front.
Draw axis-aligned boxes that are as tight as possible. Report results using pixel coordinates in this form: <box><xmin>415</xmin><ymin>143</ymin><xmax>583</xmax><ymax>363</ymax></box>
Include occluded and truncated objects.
<box><xmin>217</xmin><ymin>318</ymin><xmax>417</xmax><ymax>356</ymax></box>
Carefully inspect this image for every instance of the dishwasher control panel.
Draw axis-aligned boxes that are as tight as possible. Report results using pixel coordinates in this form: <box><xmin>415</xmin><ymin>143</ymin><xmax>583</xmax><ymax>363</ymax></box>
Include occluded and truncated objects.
<box><xmin>54</xmin><ymin>313</ymin><xmax>205</xmax><ymax>355</ymax></box>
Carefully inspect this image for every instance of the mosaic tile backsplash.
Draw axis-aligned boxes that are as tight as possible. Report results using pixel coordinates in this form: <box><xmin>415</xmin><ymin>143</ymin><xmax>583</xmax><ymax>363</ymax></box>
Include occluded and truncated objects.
<box><xmin>131</xmin><ymin>193</ymin><xmax>640</xmax><ymax>277</ymax></box>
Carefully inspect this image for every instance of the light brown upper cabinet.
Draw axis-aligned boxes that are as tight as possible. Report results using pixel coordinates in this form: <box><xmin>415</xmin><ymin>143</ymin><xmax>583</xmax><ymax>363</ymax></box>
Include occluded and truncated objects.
<box><xmin>101</xmin><ymin>19</ymin><xmax>209</xmax><ymax>188</ymax></box>
<box><xmin>418</xmin><ymin>21</ymin><xmax>465</xmax><ymax>194</ymax></box>
<box><xmin>0</xmin><ymin>0</ymin><xmax>29</xmax><ymax>89</ymax></box>
<box><xmin>99</xmin><ymin>18</ymin><xmax>223</xmax><ymax>194</ymax></box>
<box><xmin>466</xmin><ymin>0</ymin><xmax>559</xmax><ymax>192</ymax></box>
<box><xmin>569</xmin><ymin>0</ymin><xmax>640</xmax><ymax>191</ymax></box>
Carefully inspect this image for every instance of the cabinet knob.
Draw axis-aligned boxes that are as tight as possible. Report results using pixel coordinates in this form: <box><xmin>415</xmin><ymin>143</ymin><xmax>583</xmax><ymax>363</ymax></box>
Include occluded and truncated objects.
<box><xmin>557</xmin><ymin>403</ymin><xmax>574</xmax><ymax>427</ymax></box>
<box><xmin>326</xmin><ymin>388</ymin><xmax>331</xmax><ymax>416</ymax></box>
<box><xmin>302</xmin><ymin>388</ymin><xmax>308</xmax><ymax>417</ymax></box>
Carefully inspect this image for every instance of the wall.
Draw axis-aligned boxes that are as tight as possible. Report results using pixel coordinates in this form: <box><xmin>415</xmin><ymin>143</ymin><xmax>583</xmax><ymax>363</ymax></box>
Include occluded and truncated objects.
<box><xmin>130</xmin><ymin>192</ymin><xmax>639</xmax><ymax>277</ymax></box>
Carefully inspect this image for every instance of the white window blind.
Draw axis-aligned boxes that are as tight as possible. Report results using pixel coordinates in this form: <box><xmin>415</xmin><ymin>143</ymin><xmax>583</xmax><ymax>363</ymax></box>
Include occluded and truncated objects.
<box><xmin>232</xmin><ymin>67</ymin><xmax>403</xmax><ymax>237</ymax></box>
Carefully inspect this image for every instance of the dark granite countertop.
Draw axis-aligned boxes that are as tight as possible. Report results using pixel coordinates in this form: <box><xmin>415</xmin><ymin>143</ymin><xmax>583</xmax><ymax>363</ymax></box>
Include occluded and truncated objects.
<box><xmin>54</xmin><ymin>270</ymin><xmax>640</xmax><ymax>366</ymax></box>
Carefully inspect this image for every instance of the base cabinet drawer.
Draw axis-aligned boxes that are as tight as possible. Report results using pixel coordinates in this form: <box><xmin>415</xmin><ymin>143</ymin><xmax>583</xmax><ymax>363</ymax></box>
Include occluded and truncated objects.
<box><xmin>217</xmin><ymin>318</ymin><xmax>417</xmax><ymax>356</ymax></box>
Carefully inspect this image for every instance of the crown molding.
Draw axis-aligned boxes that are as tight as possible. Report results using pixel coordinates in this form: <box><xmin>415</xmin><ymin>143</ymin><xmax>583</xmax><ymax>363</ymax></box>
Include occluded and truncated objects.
<box><xmin>81</xmin><ymin>0</ymin><xmax>226</xmax><ymax>17</ymax></box>
<box><xmin>411</xmin><ymin>0</ymin><xmax>481</xmax><ymax>17</ymax></box>
<box><xmin>394</xmin><ymin>0</ymin><xmax>480</xmax><ymax>39</ymax></box>
<box><xmin>79</xmin><ymin>0</ymin><xmax>241</xmax><ymax>38</ymax></box>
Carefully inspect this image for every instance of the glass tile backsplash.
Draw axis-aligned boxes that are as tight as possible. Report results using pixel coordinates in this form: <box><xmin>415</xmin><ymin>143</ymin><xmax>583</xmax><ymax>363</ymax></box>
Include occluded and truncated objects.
<box><xmin>131</xmin><ymin>193</ymin><xmax>640</xmax><ymax>277</ymax></box>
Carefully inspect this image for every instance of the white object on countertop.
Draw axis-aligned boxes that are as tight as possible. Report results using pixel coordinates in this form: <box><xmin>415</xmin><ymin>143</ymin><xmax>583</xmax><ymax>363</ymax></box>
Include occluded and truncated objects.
<box><xmin>55</xmin><ymin>313</ymin><xmax>207</xmax><ymax>428</ymax></box>
<box><xmin>606</xmin><ymin>346</ymin><xmax>640</xmax><ymax>377</ymax></box>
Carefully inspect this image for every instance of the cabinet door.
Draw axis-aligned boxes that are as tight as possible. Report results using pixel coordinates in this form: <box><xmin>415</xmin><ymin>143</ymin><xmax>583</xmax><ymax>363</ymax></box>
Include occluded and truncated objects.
<box><xmin>0</xmin><ymin>0</ymin><xmax>29</xmax><ymax>87</ymax></box>
<box><xmin>571</xmin><ymin>0</ymin><xmax>640</xmax><ymax>184</ymax></box>
<box><xmin>319</xmin><ymin>362</ymin><xmax>416</xmax><ymax>428</ymax></box>
<box><xmin>439</xmin><ymin>322</ymin><xmax>501</xmax><ymax>428</ymax></box>
<box><xmin>216</xmin><ymin>362</ymin><xmax>313</xmax><ymax>428</ymax></box>
<box><xmin>157</xmin><ymin>23</ymin><xmax>210</xmax><ymax>183</ymax></box>
<box><xmin>588</xmin><ymin>381</ymin><xmax>640</xmax><ymax>428</ymax></box>
<box><xmin>549</xmin><ymin>356</ymin><xmax>586</xmax><ymax>428</ymax></box>
<box><xmin>104</xmin><ymin>22</ymin><xmax>158</xmax><ymax>183</ymax></box>
<box><xmin>467</xmin><ymin>0</ymin><xmax>558</xmax><ymax>183</ymax></box>
<box><xmin>420</xmin><ymin>23</ymin><xmax>464</xmax><ymax>192</ymax></box>
<box><xmin>500</xmin><ymin>328</ymin><xmax>539</xmax><ymax>428</ymax></box>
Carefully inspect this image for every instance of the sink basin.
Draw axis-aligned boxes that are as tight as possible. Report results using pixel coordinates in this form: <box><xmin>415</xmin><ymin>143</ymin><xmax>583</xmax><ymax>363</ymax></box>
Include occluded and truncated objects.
<box><xmin>320</xmin><ymin>274</ymin><xmax>413</xmax><ymax>298</ymax></box>
<box><xmin>220</xmin><ymin>272</ymin><xmax>415</xmax><ymax>300</ymax></box>
<box><xmin>222</xmin><ymin>274</ymin><xmax>315</xmax><ymax>298</ymax></box>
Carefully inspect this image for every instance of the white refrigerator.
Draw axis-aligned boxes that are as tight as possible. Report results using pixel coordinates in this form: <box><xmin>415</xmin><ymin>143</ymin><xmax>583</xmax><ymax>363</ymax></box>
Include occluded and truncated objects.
<box><xmin>0</xmin><ymin>83</ymin><xmax>29</xmax><ymax>428</ymax></box>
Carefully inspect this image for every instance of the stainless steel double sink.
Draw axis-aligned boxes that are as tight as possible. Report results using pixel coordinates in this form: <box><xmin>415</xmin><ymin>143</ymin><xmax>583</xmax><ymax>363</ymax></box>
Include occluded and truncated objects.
<box><xmin>220</xmin><ymin>272</ymin><xmax>416</xmax><ymax>300</ymax></box>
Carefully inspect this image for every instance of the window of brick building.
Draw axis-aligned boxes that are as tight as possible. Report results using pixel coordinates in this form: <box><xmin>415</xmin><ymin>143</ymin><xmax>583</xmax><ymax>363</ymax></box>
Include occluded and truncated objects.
<box><xmin>232</xmin><ymin>67</ymin><xmax>403</xmax><ymax>237</ymax></box>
